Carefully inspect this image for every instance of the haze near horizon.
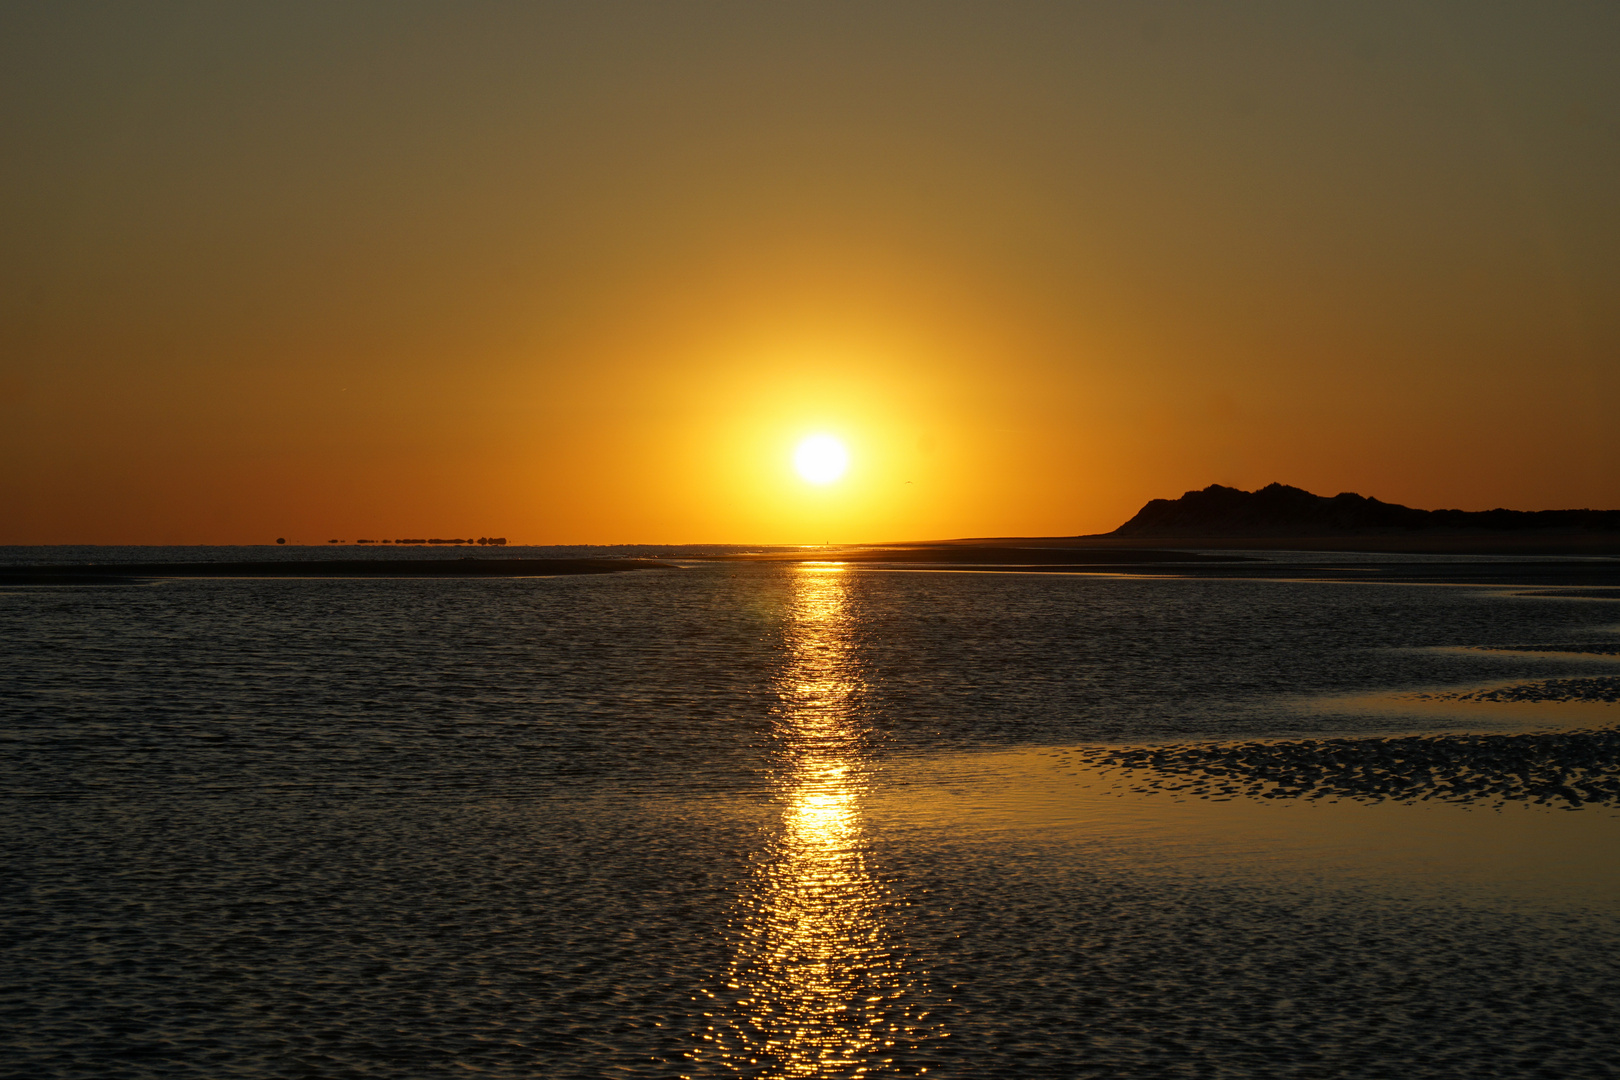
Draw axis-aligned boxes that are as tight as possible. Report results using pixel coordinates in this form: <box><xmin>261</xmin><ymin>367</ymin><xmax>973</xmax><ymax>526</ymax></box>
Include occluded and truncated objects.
<box><xmin>2</xmin><ymin>1</ymin><xmax>1617</xmax><ymax>545</ymax></box>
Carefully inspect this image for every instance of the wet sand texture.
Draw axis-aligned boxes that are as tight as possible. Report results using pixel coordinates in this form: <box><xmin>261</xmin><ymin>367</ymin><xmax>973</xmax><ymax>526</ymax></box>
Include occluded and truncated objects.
<box><xmin>1084</xmin><ymin>726</ymin><xmax>1620</xmax><ymax>809</ymax></box>
<box><xmin>1422</xmin><ymin>677</ymin><xmax>1620</xmax><ymax>704</ymax></box>
<box><xmin>1474</xmin><ymin>643</ymin><xmax>1620</xmax><ymax>656</ymax></box>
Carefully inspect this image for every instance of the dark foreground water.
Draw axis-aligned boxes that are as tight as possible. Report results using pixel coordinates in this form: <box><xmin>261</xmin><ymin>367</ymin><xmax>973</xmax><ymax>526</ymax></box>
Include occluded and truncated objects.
<box><xmin>4</xmin><ymin>556</ymin><xmax>1619</xmax><ymax>1078</ymax></box>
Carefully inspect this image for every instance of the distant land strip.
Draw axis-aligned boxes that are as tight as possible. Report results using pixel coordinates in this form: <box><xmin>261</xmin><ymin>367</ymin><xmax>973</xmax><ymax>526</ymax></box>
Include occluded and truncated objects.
<box><xmin>0</xmin><ymin>559</ymin><xmax>672</xmax><ymax>584</ymax></box>
<box><xmin>718</xmin><ymin>547</ymin><xmax>1253</xmax><ymax>566</ymax></box>
<box><xmin>359</xmin><ymin>538</ymin><xmax>506</xmax><ymax>545</ymax></box>
<box><xmin>812</xmin><ymin>554</ymin><xmax>1620</xmax><ymax>586</ymax></box>
<box><xmin>301</xmin><ymin>537</ymin><xmax>508</xmax><ymax>546</ymax></box>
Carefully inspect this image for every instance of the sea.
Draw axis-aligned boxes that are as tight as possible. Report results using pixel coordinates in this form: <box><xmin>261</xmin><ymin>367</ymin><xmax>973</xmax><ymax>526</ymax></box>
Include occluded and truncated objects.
<box><xmin>4</xmin><ymin>546</ymin><xmax>1619</xmax><ymax>1079</ymax></box>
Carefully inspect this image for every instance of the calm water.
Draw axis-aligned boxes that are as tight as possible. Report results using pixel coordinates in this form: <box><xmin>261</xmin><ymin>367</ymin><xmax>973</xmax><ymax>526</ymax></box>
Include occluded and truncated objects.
<box><xmin>4</xmin><ymin>557</ymin><xmax>1619</xmax><ymax>1078</ymax></box>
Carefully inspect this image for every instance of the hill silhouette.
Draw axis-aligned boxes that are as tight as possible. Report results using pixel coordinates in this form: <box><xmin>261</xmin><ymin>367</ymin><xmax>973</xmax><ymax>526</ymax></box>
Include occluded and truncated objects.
<box><xmin>1111</xmin><ymin>483</ymin><xmax>1620</xmax><ymax>537</ymax></box>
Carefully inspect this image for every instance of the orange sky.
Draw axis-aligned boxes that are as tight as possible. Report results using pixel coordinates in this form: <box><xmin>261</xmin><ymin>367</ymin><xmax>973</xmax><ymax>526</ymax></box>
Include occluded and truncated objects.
<box><xmin>2</xmin><ymin>2</ymin><xmax>1617</xmax><ymax>544</ymax></box>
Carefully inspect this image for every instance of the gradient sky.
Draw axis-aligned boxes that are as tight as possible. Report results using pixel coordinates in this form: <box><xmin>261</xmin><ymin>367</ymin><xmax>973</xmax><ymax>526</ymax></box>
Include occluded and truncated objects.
<box><xmin>3</xmin><ymin>1</ymin><xmax>1617</xmax><ymax>544</ymax></box>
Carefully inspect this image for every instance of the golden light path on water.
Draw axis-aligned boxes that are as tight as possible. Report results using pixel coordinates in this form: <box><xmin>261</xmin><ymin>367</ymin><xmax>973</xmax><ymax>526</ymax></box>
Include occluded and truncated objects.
<box><xmin>690</xmin><ymin>565</ymin><xmax>942</xmax><ymax>1077</ymax></box>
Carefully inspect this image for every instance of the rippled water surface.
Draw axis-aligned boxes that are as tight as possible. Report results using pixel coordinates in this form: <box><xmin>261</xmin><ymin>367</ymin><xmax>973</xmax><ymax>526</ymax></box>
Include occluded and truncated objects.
<box><xmin>4</xmin><ymin>558</ymin><xmax>1620</xmax><ymax>1078</ymax></box>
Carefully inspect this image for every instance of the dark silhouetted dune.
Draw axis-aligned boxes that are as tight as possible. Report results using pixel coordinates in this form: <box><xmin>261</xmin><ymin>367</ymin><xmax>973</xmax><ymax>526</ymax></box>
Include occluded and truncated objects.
<box><xmin>1111</xmin><ymin>483</ymin><xmax>1620</xmax><ymax>538</ymax></box>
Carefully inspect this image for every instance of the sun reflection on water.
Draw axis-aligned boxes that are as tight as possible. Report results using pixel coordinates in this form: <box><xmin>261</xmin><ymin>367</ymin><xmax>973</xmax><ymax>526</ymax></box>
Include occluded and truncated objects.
<box><xmin>689</xmin><ymin>565</ymin><xmax>942</xmax><ymax>1077</ymax></box>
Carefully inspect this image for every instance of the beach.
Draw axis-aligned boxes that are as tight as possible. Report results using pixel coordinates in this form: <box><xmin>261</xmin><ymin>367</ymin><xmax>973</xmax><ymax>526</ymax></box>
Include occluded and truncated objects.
<box><xmin>3</xmin><ymin>549</ymin><xmax>1618</xmax><ymax>1077</ymax></box>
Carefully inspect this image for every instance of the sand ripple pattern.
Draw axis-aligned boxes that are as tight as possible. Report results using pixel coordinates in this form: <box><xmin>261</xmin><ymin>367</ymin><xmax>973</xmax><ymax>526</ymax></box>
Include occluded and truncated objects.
<box><xmin>1086</xmin><ymin>727</ymin><xmax>1620</xmax><ymax>808</ymax></box>
<box><xmin>1422</xmin><ymin>676</ymin><xmax>1620</xmax><ymax>703</ymax></box>
<box><xmin>1478</xmin><ymin>642</ymin><xmax>1620</xmax><ymax>656</ymax></box>
<box><xmin>7</xmin><ymin>565</ymin><xmax>1620</xmax><ymax>1077</ymax></box>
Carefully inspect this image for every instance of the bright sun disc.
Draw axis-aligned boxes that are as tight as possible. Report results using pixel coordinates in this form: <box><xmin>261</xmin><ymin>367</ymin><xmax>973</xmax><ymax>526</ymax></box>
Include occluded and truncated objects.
<box><xmin>793</xmin><ymin>435</ymin><xmax>849</xmax><ymax>484</ymax></box>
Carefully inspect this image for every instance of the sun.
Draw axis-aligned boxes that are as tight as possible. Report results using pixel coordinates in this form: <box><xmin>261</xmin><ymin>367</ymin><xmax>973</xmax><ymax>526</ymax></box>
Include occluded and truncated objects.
<box><xmin>793</xmin><ymin>434</ymin><xmax>849</xmax><ymax>484</ymax></box>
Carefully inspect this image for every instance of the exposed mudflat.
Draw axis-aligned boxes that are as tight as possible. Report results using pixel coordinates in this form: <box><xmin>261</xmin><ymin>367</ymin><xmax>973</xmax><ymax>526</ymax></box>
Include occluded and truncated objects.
<box><xmin>1082</xmin><ymin>725</ymin><xmax>1620</xmax><ymax>809</ymax></box>
<box><xmin>8</xmin><ymin>558</ymin><xmax>1620</xmax><ymax>1078</ymax></box>
<box><xmin>1421</xmin><ymin>677</ymin><xmax>1620</xmax><ymax>703</ymax></box>
<box><xmin>1469</xmin><ymin>642</ymin><xmax>1620</xmax><ymax>656</ymax></box>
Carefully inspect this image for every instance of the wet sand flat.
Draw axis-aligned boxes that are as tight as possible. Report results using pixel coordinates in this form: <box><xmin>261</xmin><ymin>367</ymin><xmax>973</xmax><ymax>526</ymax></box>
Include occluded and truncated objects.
<box><xmin>868</xmin><ymin>743</ymin><xmax>1620</xmax><ymax>910</ymax></box>
<box><xmin>8</xmin><ymin>557</ymin><xmax>1620</xmax><ymax>1078</ymax></box>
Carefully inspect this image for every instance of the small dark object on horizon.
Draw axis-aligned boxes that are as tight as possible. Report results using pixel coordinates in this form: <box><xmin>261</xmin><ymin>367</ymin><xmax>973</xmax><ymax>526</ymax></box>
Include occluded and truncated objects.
<box><xmin>275</xmin><ymin>538</ymin><xmax>285</xmax><ymax>545</ymax></box>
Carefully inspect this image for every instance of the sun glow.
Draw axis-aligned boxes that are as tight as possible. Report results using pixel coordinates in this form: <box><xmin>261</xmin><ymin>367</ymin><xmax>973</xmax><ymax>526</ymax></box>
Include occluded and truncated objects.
<box><xmin>793</xmin><ymin>434</ymin><xmax>849</xmax><ymax>485</ymax></box>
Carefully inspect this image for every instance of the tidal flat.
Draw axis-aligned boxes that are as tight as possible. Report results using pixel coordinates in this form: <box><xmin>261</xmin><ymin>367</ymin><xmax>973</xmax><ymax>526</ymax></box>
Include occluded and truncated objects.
<box><xmin>3</xmin><ymin>549</ymin><xmax>1618</xmax><ymax>1078</ymax></box>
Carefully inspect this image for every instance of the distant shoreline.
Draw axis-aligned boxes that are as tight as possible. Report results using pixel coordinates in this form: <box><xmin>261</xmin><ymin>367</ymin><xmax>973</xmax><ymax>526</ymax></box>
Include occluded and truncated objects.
<box><xmin>877</xmin><ymin>532</ymin><xmax>1620</xmax><ymax>557</ymax></box>
<box><xmin>0</xmin><ymin>558</ymin><xmax>673</xmax><ymax>583</ymax></box>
